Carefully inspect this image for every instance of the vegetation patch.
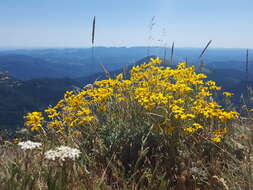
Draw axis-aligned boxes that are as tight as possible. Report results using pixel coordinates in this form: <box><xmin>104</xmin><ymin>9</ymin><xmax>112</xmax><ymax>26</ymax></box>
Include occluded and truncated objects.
<box><xmin>1</xmin><ymin>57</ymin><xmax>252</xmax><ymax>189</ymax></box>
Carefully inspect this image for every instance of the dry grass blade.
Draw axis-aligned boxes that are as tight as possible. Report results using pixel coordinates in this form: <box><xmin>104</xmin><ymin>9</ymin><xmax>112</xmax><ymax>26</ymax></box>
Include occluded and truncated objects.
<box><xmin>199</xmin><ymin>40</ymin><xmax>212</xmax><ymax>71</ymax></box>
<box><xmin>99</xmin><ymin>63</ymin><xmax>110</xmax><ymax>78</ymax></box>
<box><xmin>246</xmin><ymin>49</ymin><xmax>249</xmax><ymax>81</ymax></box>
<box><xmin>163</xmin><ymin>46</ymin><xmax>167</xmax><ymax>64</ymax></box>
<box><xmin>147</xmin><ymin>16</ymin><xmax>156</xmax><ymax>56</ymax></box>
<box><xmin>92</xmin><ymin>16</ymin><xmax>96</xmax><ymax>46</ymax></box>
<box><xmin>200</xmin><ymin>40</ymin><xmax>212</xmax><ymax>58</ymax></box>
<box><xmin>171</xmin><ymin>42</ymin><xmax>174</xmax><ymax>64</ymax></box>
<box><xmin>91</xmin><ymin>16</ymin><xmax>96</xmax><ymax>65</ymax></box>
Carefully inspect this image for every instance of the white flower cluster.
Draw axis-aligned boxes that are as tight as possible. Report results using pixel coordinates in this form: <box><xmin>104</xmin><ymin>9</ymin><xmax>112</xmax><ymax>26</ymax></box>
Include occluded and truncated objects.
<box><xmin>18</xmin><ymin>140</ymin><xmax>42</xmax><ymax>150</ymax></box>
<box><xmin>45</xmin><ymin>146</ymin><xmax>81</xmax><ymax>161</ymax></box>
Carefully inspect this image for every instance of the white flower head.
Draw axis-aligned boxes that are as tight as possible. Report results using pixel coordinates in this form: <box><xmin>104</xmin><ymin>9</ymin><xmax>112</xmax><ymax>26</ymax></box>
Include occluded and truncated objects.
<box><xmin>45</xmin><ymin>146</ymin><xmax>81</xmax><ymax>161</ymax></box>
<box><xmin>18</xmin><ymin>140</ymin><xmax>42</xmax><ymax>150</ymax></box>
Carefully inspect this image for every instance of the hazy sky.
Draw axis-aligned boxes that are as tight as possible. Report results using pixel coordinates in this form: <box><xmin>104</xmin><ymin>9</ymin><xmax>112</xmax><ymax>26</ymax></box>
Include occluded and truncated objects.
<box><xmin>1</xmin><ymin>0</ymin><xmax>253</xmax><ymax>48</ymax></box>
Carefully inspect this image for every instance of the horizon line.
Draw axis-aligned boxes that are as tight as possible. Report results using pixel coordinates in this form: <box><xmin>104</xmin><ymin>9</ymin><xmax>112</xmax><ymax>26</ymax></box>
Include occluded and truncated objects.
<box><xmin>0</xmin><ymin>45</ymin><xmax>252</xmax><ymax>51</ymax></box>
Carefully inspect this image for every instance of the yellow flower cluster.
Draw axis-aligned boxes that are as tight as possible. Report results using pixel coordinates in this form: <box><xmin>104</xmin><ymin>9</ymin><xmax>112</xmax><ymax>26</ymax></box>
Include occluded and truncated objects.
<box><xmin>184</xmin><ymin>123</ymin><xmax>203</xmax><ymax>133</ymax></box>
<box><xmin>24</xmin><ymin>57</ymin><xmax>239</xmax><ymax>142</ymax></box>
<box><xmin>223</xmin><ymin>92</ymin><xmax>233</xmax><ymax>97</ymax></box>
<box><xmin>211</xmin><ymin>128</ymin><xmax>228</xmax><ymax>142</ymax></box>
<box><xmin>45</xmin><ymin>90</ymin><xmax>95</xmax><ymax>132</ymax></box>
<box><xmin>24</xmin><ymin>112</ymin><xmax>44</xmax><ymax>131</ymax></box>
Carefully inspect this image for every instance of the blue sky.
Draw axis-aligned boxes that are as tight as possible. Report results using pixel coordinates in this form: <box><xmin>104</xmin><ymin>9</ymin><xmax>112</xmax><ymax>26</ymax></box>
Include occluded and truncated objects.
<box><xmin>0</xmin><ymin>0</ymin><xmax>253</xmax><ymax>48</ymax></box>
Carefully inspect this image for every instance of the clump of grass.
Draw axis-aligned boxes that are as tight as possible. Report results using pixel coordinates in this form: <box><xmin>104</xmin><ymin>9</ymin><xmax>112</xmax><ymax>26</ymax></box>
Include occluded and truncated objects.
<box><xmin>0</xmin><ymin>57</ymin><xmax>252</xmax><ymax>189</ymax></box>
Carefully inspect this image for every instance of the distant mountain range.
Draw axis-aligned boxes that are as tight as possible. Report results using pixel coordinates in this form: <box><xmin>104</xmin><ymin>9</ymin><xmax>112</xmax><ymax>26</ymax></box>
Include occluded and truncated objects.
<box><xmin>0</xmin><ymin>47</ymin><xmax>251</xmax><ymax>80</ymax></box>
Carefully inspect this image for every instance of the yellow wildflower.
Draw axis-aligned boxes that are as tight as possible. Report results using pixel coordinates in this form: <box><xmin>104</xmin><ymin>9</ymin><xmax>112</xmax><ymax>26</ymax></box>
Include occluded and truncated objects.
<box><xmin>24</xmin><ymin>112</ymin><xmax>44</xmax><ymax>131</ymax></box>
<box><xmin>223</xmin><ymin>92</ymin><xmax>233</xmax><ymax>97</ymax></box>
